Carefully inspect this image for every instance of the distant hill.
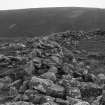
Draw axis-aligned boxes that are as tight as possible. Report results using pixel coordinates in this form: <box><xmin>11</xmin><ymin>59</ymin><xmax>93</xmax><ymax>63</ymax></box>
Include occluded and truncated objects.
<box><xmin>0</xmin><ymin>7</ymin><xmax>105</xmax><ymax>37</ymax></box>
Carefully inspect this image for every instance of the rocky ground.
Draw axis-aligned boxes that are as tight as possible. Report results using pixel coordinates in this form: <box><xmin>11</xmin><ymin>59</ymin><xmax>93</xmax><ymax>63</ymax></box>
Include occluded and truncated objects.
<box><xmin>0</xmin><ymin>30</ymin><xmax>105</xmax><ymax>105</ymax></box>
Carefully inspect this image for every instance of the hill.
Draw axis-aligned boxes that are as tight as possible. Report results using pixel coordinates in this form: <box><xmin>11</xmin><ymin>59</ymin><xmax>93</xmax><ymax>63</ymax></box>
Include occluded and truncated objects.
<box><xmin>0</xmin><ymin>7</ymin><xmax>105</xmax><ymax>37</ymax></box>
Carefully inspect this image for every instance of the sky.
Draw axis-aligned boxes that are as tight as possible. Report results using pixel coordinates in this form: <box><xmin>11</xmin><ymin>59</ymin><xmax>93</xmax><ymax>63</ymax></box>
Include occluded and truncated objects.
<box><xmin>0</xmin><ymin>0</ymin><xmax>105</xmax><ymax>10</ymax></box>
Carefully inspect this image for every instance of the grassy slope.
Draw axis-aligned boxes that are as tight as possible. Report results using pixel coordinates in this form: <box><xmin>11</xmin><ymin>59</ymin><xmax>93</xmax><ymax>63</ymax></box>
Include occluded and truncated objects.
<box><xmin>0</xmin><ymin>7</ymin><xmax>105</xmax><ymax>37</ymax></box>
<box><xmin>0</xmin><ymin>7</ymin><xmax>105</xmax><ymax>53</ymax></box>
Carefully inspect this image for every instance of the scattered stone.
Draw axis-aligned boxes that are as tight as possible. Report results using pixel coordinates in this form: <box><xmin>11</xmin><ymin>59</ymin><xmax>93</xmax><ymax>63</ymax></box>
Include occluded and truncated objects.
<box><xmin>24</xmin><ymin>61</ymin><xmax>34</xmax><ymax>75</ymax></box>
<box><xmin>66</xmin><ymin>96</ymin><xmax>81</xmax><ymax>105</ymax></box>
<box><xmin>47</xmin><ymin>84</ymin><xmax>65</xmax><ymax>98</ymax></box>
<box><xmin>49</xmin><ymin>66</ymin><xmax>58</xmax><ymax>73</ymax></box>
<box><xmin>80</xmin><ymin>82</ymin><xmax>102</xmax><ymax>98</ymax></box>
<box><xmin>0</xmin><ymin>30</ymin><xmax>105</xmax><ymax>104</ymax></box>
<box><xmin>99</xmin><ymin>91</ymin><xmax>105</xmax><ymax>105</ymax></box>
<box><xmin>91</xmin><ymin>95</ymin><xmax>102</xmax><ymax>105</ymax></box>
<box><xmin>51</xmin><ymin>55</ymin><xmax>62</xmax><ymax>64</ymax></box>
<box><xmin>3</xmin><ymin>101</ymin><xmax>34</xmax><ymax>105</ymax></box>
<box><xmin>30</xmin><ymin>76</ymin><xmax>53</xmax><ymax>87</ymax></box>
<box><xmin>66</xmin><ymin>87</ymin><xmax>81</xmax><ymax>99</ymax></box>
<box><xmin>22</xmin><ymin>94</ymin><xmax>29</xmax><ymax>101</ymax></box>
<box><xmin>8</xmin><ymin>86</ymin><xmax>18</xmax><ymax>97</ymax></box>
<box><xmin>55</xmin><ymin>98</ymin><xmax>69</xmax><ymax>105</ymax></box>
<box><xmin>97</xmin><ymin>73</ymin><xmax>105</xmax><ymax>85</ymax></box>
<box><xmin>31</xmin><ymin>94</ymin><xmax>44</xmax><ymax>104</ymax></box>
<box><xmin>74</xmin><ymin>101</ymin><xmax>90</xmax><ymax>105</ymax></box>
<box><xmin>43</xmin><ymin>96</ymin><xmax>55</xmax><ymax>102</ymax></box>
<box><xmin>42</xmin><ymin>101</ymin><xmax>58</xmax><ymax>105</ymax></box>
<box><xmin>41</xmin><ymin>72</ymin><xmax>56</xmax><ymax>82</ymax></box>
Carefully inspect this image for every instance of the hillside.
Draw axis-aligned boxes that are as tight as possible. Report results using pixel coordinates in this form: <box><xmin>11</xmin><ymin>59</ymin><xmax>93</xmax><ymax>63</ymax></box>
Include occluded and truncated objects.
<box><xmin>0</xmin><ymin>7</ymin><xmax>105</xmax><ymax>37</ymax></box>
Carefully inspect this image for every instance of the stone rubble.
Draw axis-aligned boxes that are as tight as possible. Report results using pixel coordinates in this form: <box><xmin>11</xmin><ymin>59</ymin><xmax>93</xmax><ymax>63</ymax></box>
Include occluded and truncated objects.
<box><xmin>0</xmin><ymin>30</ymin><xmax>105</xmax><ymax>105</ymax></box>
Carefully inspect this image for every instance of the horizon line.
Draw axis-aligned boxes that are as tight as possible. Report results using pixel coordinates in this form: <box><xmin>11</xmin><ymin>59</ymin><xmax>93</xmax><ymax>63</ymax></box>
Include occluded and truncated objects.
<box><xmin>0</xmin><ymin>6</ymin><xmax>104</xmax><ymax>11</ymax></box>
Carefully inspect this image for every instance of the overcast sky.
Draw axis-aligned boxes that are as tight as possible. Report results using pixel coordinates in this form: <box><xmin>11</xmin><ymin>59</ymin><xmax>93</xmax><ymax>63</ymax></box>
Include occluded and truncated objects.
<box><xmin>0</xmin><ymin>0</ymin><xmax>105</xmax><ymax>10</ymax></box>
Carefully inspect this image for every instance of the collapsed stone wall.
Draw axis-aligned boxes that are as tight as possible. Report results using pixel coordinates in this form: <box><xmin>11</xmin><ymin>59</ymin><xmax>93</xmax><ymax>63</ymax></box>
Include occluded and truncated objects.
<box><xmin>0</xmin><ymin>30</ymin><xmax>105</xmax><ymax>105</ymax></box>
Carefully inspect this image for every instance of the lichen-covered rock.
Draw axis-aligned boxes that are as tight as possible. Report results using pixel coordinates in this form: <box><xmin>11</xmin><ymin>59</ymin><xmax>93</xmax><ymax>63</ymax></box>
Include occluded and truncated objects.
<box><xmin>99</xmin><ymin>92</ymin><xmax>105</xmax><ymax>105</ymax></box>
<box><xmin>13</xmin><ymin>94</ymin><xmax>23</xmax><ymax>101</ymax></box>
<box><xmin>55</xmin><ymin>98</ymin><xmax>69</xmax><ymax>105</ymax></box>
<box><xmin>42</xmin><ymin>96</ymin><xmax>55</xmax><ymax>102</ymax></box>
<box><xmin>24</xmin><ymin>89</ymin><xmax>39</xmax><ymax>96</ymax></box>
<box><xmin>9</xmin><ymin>79</ymin><xmax>21</xmax><ymax>88</ymax></box>
<box><xmin>91</xmin><ymin>95</ymin><xmax>102</xmax><ymax>105</ymax></box>
<box><xmin>62</xmin><ymin>63</ymin><xmax>74</xmax><ymax>74</ymax></box>
<box><xmin>97</xmin><ymin>73</ymin><xmax>105</xmax><ymax>85</ymax></box>
<box><xmin>49</xmin><ymin>66</ymin><xmax>58</xmax><ymax>73</ymax></box>
<box><xmin>30</xmin><ymin>76</ymin><xmax>53</xmax><ymax>87</ymax></box>
<box><xmin>61</xmin><ymin>77</ymin><xmax>80</xmax><ymax>88</ymax></box>
<box><xmin>42</xmin><ymin>101</ymin><xmax>58</xmax><ymax>105</ymax></box>
<box><xmin>24</xmin><ymin>60</ymin><xmax>34</xmax><ymax>75</ymax></box>
<box><xmin>66</xmin><ymin>96</ymin><xmax>81</xmax><ymax>105</ymax></box>
<box><xmin>19</xmin><ymin>80</ymin><xmax>29</xmax><ymax>93</ymax></box>
<box><xmin>66</xmin><ymin>87</ymin><xmax>81</xmax><ymax>99</ymax></box>
<box><xmin>29</xmin><ymin>76</ymin><xmax>53</xmax><ymax>93</ymax></box>
<box><xmin>80</xmin><ymin>82</ymin><xmax>102</xmax><ymax>98</ymax></box>
<box><xmin>50</xmin><ymin>55</ymin><xmax>62</xmax><ymax>65</ymax></box>
<box><xmin>32</xmin><ymin>57</ymin><xmax>42</xmax><ymax>68</ymax></box>
<box><xmin>3</xmin><ymin>101</ymin><xmax>34</xmax><ymax>105</ymax></box>
<box><xmin>8</xmin><ymin>86</ymin><xmax>18</xmax><ymax>97</ymax></box>
<box><xmin>31</xmin><ymin>94</ymin><xmax>44</xmax><ymax>104</ymax></box>
<box><xmin>0</xmin><ymin>76</ymin><xmax>12</xmax><ymax>89</ymax></box>
<box><xmin>41</xmin><ymin>72</ymin><xmax>56</xmax><ymax>82</ymax></box>
<box><xmin>0</xmin><ymin>82</ymin><xmax>4</xmax><ymax>89</ymax></box>
<box><xmin>62</xmin><ymin>74</ymin><xmax>72</xmax><ymax>81</ymax></box>
<box><xmin>74</xmin><ymin>101</ymin><xmax>90</xmax><ymax>105</ymax></box>
<box><xmin>21</xmin><ymin>94</ymin><xmax>29</xmax><ymax>101</ymax></box>
<box><xmin>47</xmin><ymin>84</ymin><xmax>65</xmax><ymax>98</ymax></box>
